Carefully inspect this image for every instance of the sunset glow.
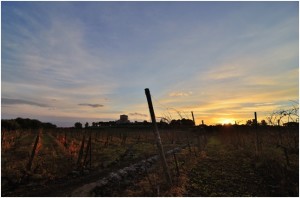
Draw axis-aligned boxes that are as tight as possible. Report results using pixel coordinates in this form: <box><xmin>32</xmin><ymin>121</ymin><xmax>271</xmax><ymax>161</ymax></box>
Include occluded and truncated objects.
<box><xmin>220</xmin><ymin>119</ymin><xmax>235</xmax><ymax>125</ymax></box>
<box><xmin>2</xmin><ymin>2</ymin><xmax>298</xmax><ymax>127</ymax></box>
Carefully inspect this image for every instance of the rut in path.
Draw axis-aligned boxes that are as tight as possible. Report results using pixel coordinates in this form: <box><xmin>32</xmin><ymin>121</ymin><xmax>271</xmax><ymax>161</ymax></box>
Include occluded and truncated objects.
<box><xmin>71</xmin><ymin>146</ymin><xmax>184</xmax><ymax>196</ymax></box>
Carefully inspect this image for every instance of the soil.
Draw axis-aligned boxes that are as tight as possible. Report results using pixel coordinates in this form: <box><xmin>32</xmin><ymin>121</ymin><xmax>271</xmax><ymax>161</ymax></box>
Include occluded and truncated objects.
<box><xmin>2</xmin><ymin>130</ymin><xmax>298</xmax><ymax>197</ymax></box>
<box><xmin>2</xmin><ymin>146</ymin><xmax>183</xmax><ymax>197</ymax></box>
<box><xmin>185</xmin><ymin>136</ymin><xmax>299</xmax><ymax>197</ymax></box>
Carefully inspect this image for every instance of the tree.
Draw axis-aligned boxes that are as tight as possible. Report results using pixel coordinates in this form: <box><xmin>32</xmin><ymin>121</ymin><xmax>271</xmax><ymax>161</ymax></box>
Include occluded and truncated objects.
<box><xmin>267</xmin><ymin>102</ymin><xmax>299</xmax><ymax>125</ymax></box>
<box><xmin>169</xmin><ymin>118</ymin><xmax>194</xmax><ymax>127</ymax></box>
<box><xmin>85</xmin><ymin>122</ymin><xmax>89</xmax><ymax>128</ymax></box>
<box><xmin>260</xmin><ymin>120</ymin><xmax>267</xmax><ymax>126</ymax></box>
<box><xmin>74</xmin><ymin>122</ymin><xmax>82</xmax><ymax>129</ymax></box>
<box><xmin>246</xmin><ymin>119</ymin><xmax>255</xmax><ymax>126</ymax></box>
<box><xmin>158</xmin><ymin>120</ymin><xmax>169</xmax><ymax>128</ymax></box>
<box><xmin>92</xmin><ymin>122</ymin><xmax>98</xmax><ymax>127</ymax></box>
<box><xmin>180</xmin><ymin>118</ymin><xmax>194</xmax><ymax>126</ymax></box>
<box><xmin>1</xmin><ymin>119</ymin><xmax>20</xmax><ymax>130</ymax></box>
<box><xmin>15</xmin><ymin>117</ymin><xmax>42</xmax><ymax>129</ymax></box>
<box><xmin>170</xmin><ymin>119</ymin><xmax>181</xmax><ymax>127</ymax></box>
<box><xmin>2</xmin><ymin>118</ymin><xmax>56</xmax><ymax>130</ymax></box>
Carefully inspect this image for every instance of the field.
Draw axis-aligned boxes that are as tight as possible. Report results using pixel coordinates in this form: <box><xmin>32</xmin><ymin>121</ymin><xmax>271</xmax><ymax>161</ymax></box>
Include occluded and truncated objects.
<box><xmin>1</xmin><ymin>125</ymin><xmax>299</xmax><ymax>196</ymax></box>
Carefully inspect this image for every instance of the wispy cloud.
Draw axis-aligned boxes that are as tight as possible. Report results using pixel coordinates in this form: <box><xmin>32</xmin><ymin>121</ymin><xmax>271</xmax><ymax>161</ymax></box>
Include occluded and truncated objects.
<box><xmin>169</xmin><ymin>91</ymin><xmax>193</xmax><ymax>97</ymax></box>
<box><xmin>2</xmin><ymin>98</ymin><xmax>50</xmax><ymax>108</ymax></box>
<box><xmin>129</xmin><ymin>112</ymin><xmax>148</xmax><ymax>117</ymax></box>
<box><xmin>78</xmin><ymin>103</ymin><xmax>104</xmax><ymax>108</ymax></box>
<box><xmin>2</xmin><ymin>6</ymin><xmax>117</xmax><ymax>94</ymax></box>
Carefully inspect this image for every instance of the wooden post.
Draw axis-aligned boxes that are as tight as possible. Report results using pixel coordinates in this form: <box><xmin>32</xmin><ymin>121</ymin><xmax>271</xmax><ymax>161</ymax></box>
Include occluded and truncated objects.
<box><xmin>1</xmin><ymin>130</ymin><xmax>5</xmax><ymax>146</ymax></box>
<box><xmin>197</xmin><ymin>136</ymin><xmax>201</xmax><ymax>151</ymax></box>
<box><xmin>254</xmin><ymin>112</ymin><xmax>260</xmax><ymax>154</ymax></box>
<box><xmin>187</xmin><ymin>136</ymin><xmax>192</xmax><ymax>154</ymax></box>
<box><xmin>89</xmin><ymin>132</ymin><xmax>92</xmax><ymax>169</ymax></box>
<box><xmin>254</xmin><ymin>112</ymin><xmax>258</xmax><ymax>127</ymax></box>
<box><xmin>173</xmin><ymin>153</ymin><xmax>180</xmax><ymax>177</ymax></box>
<box><xmin>145</xmin><ymin>88</ymin><xmax>172</xmax><ymax>186</ymax></box>
<box><xmin>191</xmin><ymin>111</ymin><xmax>195</xmax><ymax>125</ymax></box>
<box><xmin>83</xmin><ymin>134</ymin><xmax>91</xmax><ymax>168</ymax></box>
<box><xmin>64</xmin><ymin>131</ymin><xmax>67</xmax><ymax>147</ymax></box>
<box><xmin>27</xmin><ymin>130</ymin><xmax>40</xmax><ymax>171</ymax></box>
<box><xmin>283</xmin><ymin>147</ymin><xmax>290</xmax><ymax>167</ymax></box>
<box><xmin>77</xmin><ymin>135</ymin><xmax>85</xmax><ymax>167</ymax></box>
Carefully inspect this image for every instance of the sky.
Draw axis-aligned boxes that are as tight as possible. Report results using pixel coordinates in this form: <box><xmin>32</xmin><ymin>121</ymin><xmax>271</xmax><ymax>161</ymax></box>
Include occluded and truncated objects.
<box><xmin>1</xmin><ymin>2</ymin><xmax>299</xmax><ymax>127</ymax></box>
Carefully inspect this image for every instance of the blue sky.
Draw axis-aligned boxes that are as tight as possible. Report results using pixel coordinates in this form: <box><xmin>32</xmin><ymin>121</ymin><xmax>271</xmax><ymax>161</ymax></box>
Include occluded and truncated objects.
<box><xmin>1</xmin><ymin>2</ymin><xmax>299</xmax><ymax>127</ymax></box>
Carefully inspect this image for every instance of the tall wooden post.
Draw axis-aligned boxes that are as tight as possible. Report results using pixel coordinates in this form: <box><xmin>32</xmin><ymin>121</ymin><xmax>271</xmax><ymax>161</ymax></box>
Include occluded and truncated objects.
<box><xmin>254</xmin><ymin>112</ymin><xmax>258</xmax><ymax>127</ymax></box>
<box><xmin>64</xmin><ymin>131</ymin><xmax>67</xmax><ymax>147</ymax></box>
<box><xmin>89</xmin><ymin>131</ymin><xmax>92</xmax><ymax>169</ymax></box>
<box><xmin>77</xmin><ymin>135</ymin><xmax>85</xmax><ymax>167</ymax></box>
<box><xmin>26</xmin><ymin>130</ymin><xmax>40</xmax><ymax>171</ymax></box>
<box><xmin>191</xmin><ymin>111</ymin><xmax>195</xmax><ymax>125</ymax></box>
<box><xmin>254</xmin><ymin>112</ymin><xmax>260</xmax><ymax>155</ymax></box>
<box><xmin>145</xmin><ymin>88</ymin><xmax>172</xmax><ymax>186</ymax></box>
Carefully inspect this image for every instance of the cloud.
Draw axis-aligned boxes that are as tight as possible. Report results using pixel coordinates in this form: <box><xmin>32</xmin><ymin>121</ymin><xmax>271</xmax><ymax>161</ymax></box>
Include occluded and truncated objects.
<box><xmin>129</xmin><ymin>112</ymin><xmax>148</xmax><ymax>117</ymax></box>
<box><xmin>2</xmin><ymin>3</ymin><xmax>298</xmax><ymax>126</ymax></box>
<box><xmin>2</xmin><ymin>98</ymin><xmax>50</xmax><ymax>107</ymax></box>
<box><xmin>78</xmin><ymin>103</ymin><xmax>104</xmax><ymax>108</ymax></box>
<box><xmin>169</xmin><ymin>91</ymin><xmax>193</xmax><ymax>97</ymax></box>
<box><xmin>2</xmin><ymin>6</ymin><xmax>118</xmax><ymax>96</ymax></box>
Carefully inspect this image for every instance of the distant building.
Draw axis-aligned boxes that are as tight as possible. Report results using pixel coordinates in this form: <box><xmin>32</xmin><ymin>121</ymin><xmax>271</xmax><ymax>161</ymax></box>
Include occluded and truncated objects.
<box><xmin>117</xmin><ymin>114</ymin><xmax>130</xmax><ymax>124</ymax></box>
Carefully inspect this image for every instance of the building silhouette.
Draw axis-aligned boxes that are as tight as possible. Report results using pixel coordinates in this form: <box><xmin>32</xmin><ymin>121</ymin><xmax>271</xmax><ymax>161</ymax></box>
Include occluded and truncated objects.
<box><xmin>117</xmin><ymin>114</ymin><xmax>130</xmax><ymax>124</ymax></box>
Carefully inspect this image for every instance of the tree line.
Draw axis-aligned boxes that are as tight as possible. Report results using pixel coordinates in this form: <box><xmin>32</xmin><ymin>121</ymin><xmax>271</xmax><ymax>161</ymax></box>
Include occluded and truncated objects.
<box><xmin>1</xmin><ymin>118</ymin><xmax>57</xmax><ymax>130</ymax></box>
<box><xmin>74</xmin><ymin>118</ymin><xmax>196</xmax><ymax>129</ymax></box>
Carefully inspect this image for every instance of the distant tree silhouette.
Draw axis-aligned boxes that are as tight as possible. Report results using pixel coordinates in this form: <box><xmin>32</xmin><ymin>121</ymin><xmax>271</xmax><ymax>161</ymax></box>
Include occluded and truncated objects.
<box><xmin>158</xmin><ymin>120</ymin><xmax>169</xmax><ymax>128</ymax></box>
<box><xmin>170</xmin><ymin>119</ymin><xmax>181</xmax><ymax>127</ymax></box>
<box><xmin>74</xmin><ymin>122</ymin><xmax>82</xmax><ymax>129</ymax></box>
<box><xmin>92</xmin><ymin>122</ymin><xmax>97</xmax><ymax>127</ymax></box>
<box><xmin>181</xmin><ymin>118</ymin><xmax>194</xmax><ymax>126</ymax></box>
<box><xmin>260</xmin><ymin>120</ymin><xmax>267</xmax><ymax>126</ymax></box>
<box><xmin>1</xmin><ymin>119</ymin><xmax>20</xmax><ymax>130</ymax></box>
<box><xmin>15</xmin><ymin>117</ymin><xmax>41</xmax><ymax>129</ymax></box>
<box><xmin>246</xmin><ymin>119</ymin><xmax>267</xmax><ymax>127</ymax></box>
<box><xmin>246</xmin><ymin>119</ymin><xmax>256</xmax><ymax>126</ymax></box>
<box><xmin>2</xmin><ymin>118</ymin><xmax>56</xmax><ymax>130</ymax></box>
<box><xmin>85</xmin><ymin>122</ymin><xmax>89</xmax><ymax>128</ymax></box>
<box><xmin>170</xmin><ymin>118</ymin><xmax>194</xmax><ymax>127</ymax></box>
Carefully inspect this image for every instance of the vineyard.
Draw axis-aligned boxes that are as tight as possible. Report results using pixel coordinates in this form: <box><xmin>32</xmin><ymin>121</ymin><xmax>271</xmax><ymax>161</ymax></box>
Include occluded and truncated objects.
<box><xmin>2</xmin><ymin>126</ymin><xmax>201</xmax><ymax>196</ymax></box>
<box><xmin>1</xmin><ymin>125</ymin><xmax>299</xmax><ymax>196</ymax></box>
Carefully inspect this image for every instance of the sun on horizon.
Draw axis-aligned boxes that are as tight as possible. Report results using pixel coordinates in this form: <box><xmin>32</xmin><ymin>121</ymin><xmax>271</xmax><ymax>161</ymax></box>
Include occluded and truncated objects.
<box><xmin>220</xmin><ymin>119</ymin><xmax>235</xmax><ymax>125</ymax></box>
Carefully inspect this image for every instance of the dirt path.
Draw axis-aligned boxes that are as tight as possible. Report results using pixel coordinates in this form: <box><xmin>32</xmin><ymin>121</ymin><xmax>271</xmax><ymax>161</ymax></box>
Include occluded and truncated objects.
<box><xmin>4</xmin><ymin>137</ymin><xmax>184</xmax><ymax>197</ymax></box>
<box><xmin>71</xmin><ymin>147</ymin><xmax>182</xmax><ymax>196</ymax></box>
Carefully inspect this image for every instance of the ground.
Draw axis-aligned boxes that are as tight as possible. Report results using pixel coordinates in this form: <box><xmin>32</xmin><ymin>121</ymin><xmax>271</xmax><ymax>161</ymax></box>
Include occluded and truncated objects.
<box><xmin>186</xmin><ymin>136</ymin><xmax>299</xmax><ymax>197</ymax></box>
<box><xmin>1</xmin><ymin>127</ymin><xmax>299</xmax><ymax>197</ymax></box>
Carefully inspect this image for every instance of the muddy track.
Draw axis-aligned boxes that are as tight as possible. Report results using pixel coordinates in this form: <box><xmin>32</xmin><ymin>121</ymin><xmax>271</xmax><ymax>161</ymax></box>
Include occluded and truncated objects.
<box><xmin>71</xmin><ymin>147</ymin><xmax>184</xmax><ymax>196</ymax></box>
